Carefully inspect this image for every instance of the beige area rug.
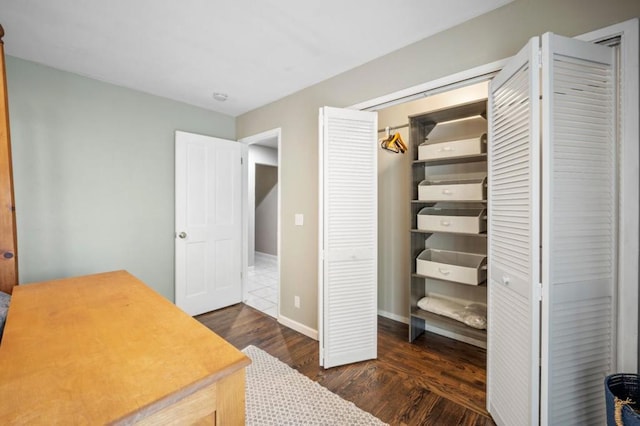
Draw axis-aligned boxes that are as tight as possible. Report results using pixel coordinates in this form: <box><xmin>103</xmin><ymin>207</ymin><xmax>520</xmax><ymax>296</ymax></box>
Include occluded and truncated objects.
<box><xmin>242</xmin><ymin>345</ymin><xmax>387</xmax><ymax>425</ymax></box>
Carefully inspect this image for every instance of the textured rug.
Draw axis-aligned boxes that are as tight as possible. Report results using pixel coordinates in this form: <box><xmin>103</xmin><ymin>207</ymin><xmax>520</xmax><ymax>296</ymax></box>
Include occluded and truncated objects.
<box><xmin>242</xmin><ymin>345</ymin><xmax>387</xmax><ymax>425</ymax></box>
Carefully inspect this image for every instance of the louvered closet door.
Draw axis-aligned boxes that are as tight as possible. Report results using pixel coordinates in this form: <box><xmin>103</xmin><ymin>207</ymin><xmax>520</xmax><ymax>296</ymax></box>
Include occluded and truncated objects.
<box><xmin>540</xmin><ymin>33</ymin><xmax>615</xmax><ymax>426</ymax></box>
<box><xmin>319</xmin><ymin>107</ymin><xmax>377</xmax><ymax>369</ymax></box>
<box><xmin>487</xmin><ymin>37</ymin><xmax>541</xmax><ymax>426</ymax></box>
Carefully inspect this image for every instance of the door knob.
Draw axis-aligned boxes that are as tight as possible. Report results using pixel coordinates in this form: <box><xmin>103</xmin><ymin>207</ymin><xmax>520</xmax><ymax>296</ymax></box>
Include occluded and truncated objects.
<box><xmin>178</xmin><ymin>232</ymin><xmax>187</xmax><ymax>239</ymax></box>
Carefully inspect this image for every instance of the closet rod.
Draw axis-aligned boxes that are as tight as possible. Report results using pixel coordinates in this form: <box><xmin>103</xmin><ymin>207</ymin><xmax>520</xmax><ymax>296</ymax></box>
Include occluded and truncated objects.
<box><xmin>377</xmin><ymin>123</ymin><xmax>408</xmax><ymax>133</ymax></box>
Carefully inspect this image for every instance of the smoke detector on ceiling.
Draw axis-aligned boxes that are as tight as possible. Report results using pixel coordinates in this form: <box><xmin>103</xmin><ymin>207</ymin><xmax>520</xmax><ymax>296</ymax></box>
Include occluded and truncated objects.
<box><xmin>212</xmin><ymin>92</ymin><xmax>228</xmax><ymax>102</ymax></box>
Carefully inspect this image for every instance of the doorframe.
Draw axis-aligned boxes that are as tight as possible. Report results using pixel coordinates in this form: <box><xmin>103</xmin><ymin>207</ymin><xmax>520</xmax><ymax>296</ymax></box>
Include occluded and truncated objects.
<box><xmin>239</xmin><ymin>128</ymin><xmax>282</xmax><ymax>318</ymax></box>
<box><xmin>349</xmin><ymin>59</ymin><xmax>506</xmax><ymax>112</ymax></box>
<box><xmin>575</xmin><ymin>18</ymin><xmax>639</xmax><ymax>374</ymax></box>
<box><xmin>348</xmin><ymin>18</ymin><xmax>639</xmax><ymax>373</ymax></box>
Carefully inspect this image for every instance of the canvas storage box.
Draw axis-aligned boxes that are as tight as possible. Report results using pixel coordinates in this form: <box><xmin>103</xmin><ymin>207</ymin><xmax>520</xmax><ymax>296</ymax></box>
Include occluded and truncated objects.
<box><xmin>418</xmin><ymin>134</ymin><xmax>487</xmax><ymax>161</ymax></box>
<box><xmin>418</xmin><ymin>172</ymin><xmax>486</xmax><ymax>201</ymax></box>
<box><xmin>416</xmin><ymin>249</ymin><xmax>486</xmax><ymax>285</ymax></box>
<box><xmin>417</xmin><ymin>207</ymin><xmax>487</xmax><ymax>234</ymax></box>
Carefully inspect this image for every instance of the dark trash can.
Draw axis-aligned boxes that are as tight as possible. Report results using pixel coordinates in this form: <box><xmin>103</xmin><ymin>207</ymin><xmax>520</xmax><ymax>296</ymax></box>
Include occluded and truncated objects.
<box><xmin>605</xmin><ymin>374</ymin><xmax>640</xmax><ymax>425</ymax></box>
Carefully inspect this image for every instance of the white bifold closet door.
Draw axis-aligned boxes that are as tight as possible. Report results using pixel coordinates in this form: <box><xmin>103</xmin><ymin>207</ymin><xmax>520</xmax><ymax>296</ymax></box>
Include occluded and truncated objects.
<box><xmin>318</xmin><ymin>107</ymin><xmax>378</xmax><ymax>369</ymax></box>
<box><xmin>487</xmin><ymin>36</ymin><xmax>542</xmax><ymax>426</ymax></box>
<box><xmin>540</xmin><ymin>33</ymin><xmax>616</xmax><ymax>425</ymax></box>
<box><xmin>488</xmin><ymin>33</ymin><xmax>615</xmax><ymax>426</ymax></box>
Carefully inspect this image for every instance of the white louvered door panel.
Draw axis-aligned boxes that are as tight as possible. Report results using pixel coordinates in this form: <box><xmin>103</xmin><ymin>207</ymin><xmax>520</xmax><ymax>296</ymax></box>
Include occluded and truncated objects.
<box><xmin>319</xmin><ymin>107</ymin><xmax>377</xmax><ymax>369</ymax></box>
<box><xmin>540</xmin><ymin>33</ymin><xmax>616</xmax><ymax>426</ymax></box>
<box><xmin>487</xmin><ymin>37</ymin><xmax>541</xmax><ymax>426</ymax></box>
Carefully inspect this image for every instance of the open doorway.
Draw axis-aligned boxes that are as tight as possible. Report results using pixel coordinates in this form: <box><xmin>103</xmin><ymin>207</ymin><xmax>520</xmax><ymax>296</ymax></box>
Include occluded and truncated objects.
<box><xmin>240</xmin><ymin>129</ymin><xmax>281</xmax><ymax>318</ymax></box>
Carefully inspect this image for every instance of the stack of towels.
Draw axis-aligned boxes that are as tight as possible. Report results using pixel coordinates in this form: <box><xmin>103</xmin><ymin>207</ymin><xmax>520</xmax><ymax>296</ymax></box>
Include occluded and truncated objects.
<box><xmin>417</xmin><ymin>294</ymin><xmax>486</xmax><ymax>329</ymax></box>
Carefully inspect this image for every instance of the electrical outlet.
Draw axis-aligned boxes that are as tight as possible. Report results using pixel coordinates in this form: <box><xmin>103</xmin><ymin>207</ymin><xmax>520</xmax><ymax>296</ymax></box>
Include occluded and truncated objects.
<box><xmin>294</xmin><ymin>296</ymin><xmax>300</xmax><ymax>308</ymax></box>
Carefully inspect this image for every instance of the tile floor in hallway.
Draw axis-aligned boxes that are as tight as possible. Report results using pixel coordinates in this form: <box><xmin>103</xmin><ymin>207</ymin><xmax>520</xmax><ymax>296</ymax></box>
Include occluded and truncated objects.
<box><xmin>245</xmin><ymin>252</ymin><xmax>278</xmax><ymax>318</ymax></box>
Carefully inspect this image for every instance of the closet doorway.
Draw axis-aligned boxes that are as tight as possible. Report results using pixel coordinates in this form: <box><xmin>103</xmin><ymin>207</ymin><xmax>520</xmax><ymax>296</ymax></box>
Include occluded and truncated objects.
<box><xmin>240</xmin><ymin>129</ymin><xmax>281</xmax><ymax>318</ymax></box>
<box><xmin>344</xmin><ymin>18</ymin><xmax>637</xmax><ymax>424</ymax></box>
<box><xmin>375</xmin><ymin>81</ymin><xmax>491</xmax><ymax>333</ymax></box>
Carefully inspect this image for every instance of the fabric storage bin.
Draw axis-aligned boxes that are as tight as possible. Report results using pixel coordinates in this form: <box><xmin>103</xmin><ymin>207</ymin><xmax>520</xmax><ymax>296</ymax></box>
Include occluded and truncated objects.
<box><xmin>418</xmin><ymin>133</ymin><xmax>487</xmax><ymax>161</ymax></box>
<box><xmin>605</xmin><ymin>373</ymin><xmax>640</xmax><ymax>426</ymax></box>
<box><xmin>416</xmin><ymin>249</ymin><xmax>487</xmax><ymax>285</ymax></box>
<box><xmin>418</xmin><ymin>172</ymin><xmax>486</xmax><ymax>201</ymax></box>
<box><xmin>417</xmin><ymin>207</ymin><xmax>487</xmax><ymax>234</ymax></box>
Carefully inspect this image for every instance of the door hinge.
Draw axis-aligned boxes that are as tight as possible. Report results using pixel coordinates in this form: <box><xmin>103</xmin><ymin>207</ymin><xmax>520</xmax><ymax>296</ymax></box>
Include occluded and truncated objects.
<box><xmin>537</xmin><ymin>48</ymin><xmax>542</xmax><ymax>68</ymax></box>
<box><xmin>537</xmin><ymin>282</ymin><xmax>543</xmax><ymax>301</ymax></box>
<box><xmin>240</xmin><ymin>157</ymin><xmax>243</xmax><ymax>165</ymax></box>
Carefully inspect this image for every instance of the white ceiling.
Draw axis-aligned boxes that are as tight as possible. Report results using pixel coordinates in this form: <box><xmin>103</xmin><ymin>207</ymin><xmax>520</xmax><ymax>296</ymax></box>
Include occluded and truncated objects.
<box><xmin>0</xmin><ymin>1</ymin><xmax>512</xmax><ymax>117</ymax></box>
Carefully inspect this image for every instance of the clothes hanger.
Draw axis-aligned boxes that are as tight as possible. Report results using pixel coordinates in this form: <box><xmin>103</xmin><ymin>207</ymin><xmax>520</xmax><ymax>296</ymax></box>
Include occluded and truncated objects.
<box><xmin>383</xmin><ymin>132</ymin><xmax>407</xmax><ymax>154</ymax></box>
<box><xmin>380</xmin><ymin>127</ymin><xmax>400</xmax><ymax>153</ymax></box>
<box><xmin>390</xmin><ymin>132</ymin><xmax>407</xmax><ymax>153</ymax></box>
<box><xmin>381</xmin><ymin>137</ymin><xmax>400</xmax><ymax>153</ymax></box>
<box><xmin>379</xmin><ymin>126</ymin><xmax>408</xmax><ymax>154</ymax></box>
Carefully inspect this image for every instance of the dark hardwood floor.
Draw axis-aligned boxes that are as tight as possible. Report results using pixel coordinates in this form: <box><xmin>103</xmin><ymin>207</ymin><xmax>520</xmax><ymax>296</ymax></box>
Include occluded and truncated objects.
<box><xmin>197</xmin><ymin>303</ymin><xmax>495</xmax><ymax>426</ymax></box>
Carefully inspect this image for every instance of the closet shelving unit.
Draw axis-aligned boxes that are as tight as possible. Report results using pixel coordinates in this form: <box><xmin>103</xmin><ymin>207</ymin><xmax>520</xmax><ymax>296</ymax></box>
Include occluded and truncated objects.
<box><xmin>409</xmin><ymin>99</ymin><xmax>488</xmax><ymax>348</ymax></box>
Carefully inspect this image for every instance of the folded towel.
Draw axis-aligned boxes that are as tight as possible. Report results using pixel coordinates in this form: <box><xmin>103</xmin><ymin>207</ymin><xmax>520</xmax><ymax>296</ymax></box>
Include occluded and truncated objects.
<box><xmin>417</xmin><ymin>295</ymin><xmax>486</xmax><ymax>330</ymax></box>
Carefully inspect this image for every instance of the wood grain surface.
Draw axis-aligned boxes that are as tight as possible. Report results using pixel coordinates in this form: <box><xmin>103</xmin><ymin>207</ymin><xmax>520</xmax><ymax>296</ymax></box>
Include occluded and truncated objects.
<box><xmin>0</xmin><ymin>270</ymin><xmax>250</xmax><ymax>424</ymax></box>
<box><xmin>198</xmin><ymin>303</ymin><xmax>495</xmax><ymax>426</ymax></box>
<box><xmin>0</xmin><ymin>22</ymin><xmax>18</xmax><ymax>294</ymax></box>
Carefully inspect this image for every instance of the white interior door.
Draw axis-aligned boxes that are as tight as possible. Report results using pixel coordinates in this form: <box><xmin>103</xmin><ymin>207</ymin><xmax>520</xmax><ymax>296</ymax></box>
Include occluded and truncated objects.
<box><xmin>175</xmin><ymin>131</ymin><xmax>243</xmax><ymax>316</ymax></box>
<box><xmin>487</xmin><ymin>37</ymin><xmax>541</xmax><ymax>426</ymax></box>
<box><xmin>540</xmin><ymin>33</ymin><xmax>616</xmax><ymax>425</ymax></box>
<box><xmin>319</xmin><ymin>106</ymin><xmax>378</xmax><ymax>369</ymax></box>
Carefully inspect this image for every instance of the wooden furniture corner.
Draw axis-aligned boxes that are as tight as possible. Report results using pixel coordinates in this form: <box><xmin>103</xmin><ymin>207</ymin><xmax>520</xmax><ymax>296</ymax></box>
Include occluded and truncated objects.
<box><xmin>0</xmin><ymin>23</ymin><xmax>19</xmax><ymax>294</ymax></box>
<box><xmin>0</xmin><ymin>270</ymin><xmax>251</xmax><ymax>424</ymax></box>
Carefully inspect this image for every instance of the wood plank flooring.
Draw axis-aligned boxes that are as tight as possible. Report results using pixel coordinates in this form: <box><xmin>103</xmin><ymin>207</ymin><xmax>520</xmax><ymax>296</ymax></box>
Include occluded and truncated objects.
<box><xmin>197</xmin><ymin>303</ymin><xmax>495</xmax><ymax>426</ymax></box>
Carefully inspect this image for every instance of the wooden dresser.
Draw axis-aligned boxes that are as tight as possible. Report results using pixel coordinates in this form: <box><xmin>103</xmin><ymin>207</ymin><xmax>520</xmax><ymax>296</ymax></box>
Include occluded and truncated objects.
<box><xmin>0</xmin><ymin>24</ymin><xmax>19</xmax><ymax>294</ymax></box>
<box><xmin>0</xmin><ymin>270</ymin><xmax>250</xmax><ymax>424</ymax></box>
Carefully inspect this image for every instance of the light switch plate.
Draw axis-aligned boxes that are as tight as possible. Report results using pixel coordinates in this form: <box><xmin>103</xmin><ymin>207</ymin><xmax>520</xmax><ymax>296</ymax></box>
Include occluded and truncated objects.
<box><xmin>295</xmin><ymin>213</ymin><xmax>304</xmax><ymax>226</ymax></box>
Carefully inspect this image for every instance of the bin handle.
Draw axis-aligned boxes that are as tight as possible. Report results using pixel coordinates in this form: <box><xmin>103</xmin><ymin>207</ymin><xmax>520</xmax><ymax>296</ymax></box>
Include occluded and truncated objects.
<box><xmin>438</xmin><ymin>268</ymin><xmax>450</xmax><ymax>276</ymax></box>
<box><xmin>615</xmin><ymin>397</ymin><xmax>633</xmax><ymax>426</ymax></box>
<box><xmin>440</xmin><ymin>220</ymin><xmax>450</xmax><ymax>227</ymax></box>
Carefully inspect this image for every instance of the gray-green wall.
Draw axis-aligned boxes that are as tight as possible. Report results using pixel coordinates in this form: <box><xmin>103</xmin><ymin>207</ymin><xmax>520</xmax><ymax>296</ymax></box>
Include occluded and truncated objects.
<box><xmin>6</xmin><ymin>57</ymin><xmax>235</xmax><ymax>300</ymax></box>
<box><xmin>5</xmin><ymin>0</ymin><xmax>638</xmax><ymax>327</ymax></box>
<box><xmin>236</xmin><ymin>0</ymin><xmax>640</xmax><ymax>332</ymax></box>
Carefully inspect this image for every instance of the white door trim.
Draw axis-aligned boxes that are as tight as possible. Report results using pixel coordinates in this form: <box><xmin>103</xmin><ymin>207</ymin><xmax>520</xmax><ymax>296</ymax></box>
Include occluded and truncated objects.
<box><xmin>239</xmin><ymin>128</ymin><xmax>282</xmax><ymax>319</ymax></box>
<box><xmin>348</xmin><ymin>59</ymin><xmax>508</xmax><ymax>112</ymax></box>
<box><xmin>576</xmin><ymin>18</ymin><xmax>639</xmax><ymax>373</ymax></box>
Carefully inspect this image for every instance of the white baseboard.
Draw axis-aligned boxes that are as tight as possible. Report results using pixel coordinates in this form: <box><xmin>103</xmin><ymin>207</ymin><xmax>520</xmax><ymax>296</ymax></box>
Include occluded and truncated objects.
<box><xmin>378</xmin><ymin>309</ymin><xmax>409</xmax><ymax>324</ymax></box>
<box><xmin>255</xmin><ymin>251</ymin><xmax>278</xmax><ymax>260</ymax></box>
<box><xmin>278</xmin><ymin>314</ymin><xmax>318</xmax><ymax>341</ymax></box>
<box><xmin>277</xmin><ymin>311</ymin><xmax>406</xmax><ymax>340</ymax></box>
